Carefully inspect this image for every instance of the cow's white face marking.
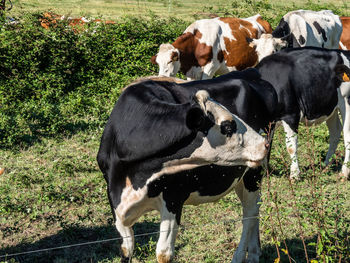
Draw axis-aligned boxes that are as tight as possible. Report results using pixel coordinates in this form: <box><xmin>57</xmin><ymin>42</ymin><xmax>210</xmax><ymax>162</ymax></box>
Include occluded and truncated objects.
<box><xmin>202</xmin><ymin>114</ymin><xmax>267</xmax><ymax>168</ymax></box>
<box><xmin>192</xmin><ymin>90</ymin><xmax>267</xmax><ymax>168</ymax></box>
<box><xmin>145</xmin><ymin>91</ymin><xmax>267</xmax><ymax>187</ymax></box>
<box><xmin>155</xmin><ymin>44</ymin><xmax>180</xmax><ymax>77</ymax></box>
<box><xmin>250</xmin><ymin>34</ymin><xmax>288</xmax><ymax>61</ymax></box>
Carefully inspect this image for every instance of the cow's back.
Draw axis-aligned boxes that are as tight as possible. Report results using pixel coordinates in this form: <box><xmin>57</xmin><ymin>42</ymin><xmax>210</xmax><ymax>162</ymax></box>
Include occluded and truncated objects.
<box><xmin>180</xmin><ymin>16</ymin><xmax>272</xmax><ymax>71</ymax></box>
<box><xmin>275</xmin><ymin>10</ymin><xmax>342</xmax><ymax>48</ymax></box>
<box><xmin>216</xmin><ymin>17</ymin><xmax>268</xmax><ymax>70</ymax></box>
<box><xmin>257</xmin><ymin>47</ymin><xmax>341</xmax><ymax>121</ymax></box>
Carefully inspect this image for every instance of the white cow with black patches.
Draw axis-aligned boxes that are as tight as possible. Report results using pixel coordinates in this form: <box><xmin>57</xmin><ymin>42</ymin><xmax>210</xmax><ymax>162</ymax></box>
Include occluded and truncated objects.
<box><xmin>249</xmin><ymin>10</ymin><xmax>342</xmax><ymax>61</ymax></box>
<box><xmin>97</xmin><ymin>75</ymin><xmax>272</xmax><ymax>263</ymax></box>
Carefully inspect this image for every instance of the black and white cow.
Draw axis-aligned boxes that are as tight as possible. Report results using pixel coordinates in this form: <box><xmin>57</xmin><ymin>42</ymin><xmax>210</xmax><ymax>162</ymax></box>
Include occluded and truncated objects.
<box><xmin>97</xmin><ymin>69</ymin><xmax>277</xmax><ymax>263</ymax></box>
<box><xmin>256</xmin><ymin>47</ymin><xmax>350</xmax><ymax>179</ymax></box>
<box><xmin>248</xmin><ymin>10</ymin><xmax>342</xmax><ymax>61</ymax></box>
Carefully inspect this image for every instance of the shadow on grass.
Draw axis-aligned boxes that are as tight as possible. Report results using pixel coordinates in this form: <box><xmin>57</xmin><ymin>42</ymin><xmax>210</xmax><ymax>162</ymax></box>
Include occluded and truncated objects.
<box><xmin>0</xmin><ymin>221</ymin><xmax>159</xmax><ymax>263</ymax></box>
<box><xmin>260</xmin><ymin>233</ymin><xmax>350</xmax><ymax>262</ymax></box>
<box><xmin>2</xmin><ymin>222</ymin><xmax>348</xmax><ymax>262</ymax></box>
<box><xmin>260</xmin><ymin>236</ymin><xmax>318</xmax><ymax>262</ymax></box>
<box><xmin>2</xmin><ymin>119</ymin><xmax>103</xmax><ymax>151</ymax></box>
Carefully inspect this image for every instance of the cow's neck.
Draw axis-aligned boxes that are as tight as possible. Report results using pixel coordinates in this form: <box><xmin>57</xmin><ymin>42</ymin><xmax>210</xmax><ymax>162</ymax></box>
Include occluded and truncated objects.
<box><xmin>172</xmin><ymin>32</ymin><xmax>200</xmax><ymax>75</ymax></box>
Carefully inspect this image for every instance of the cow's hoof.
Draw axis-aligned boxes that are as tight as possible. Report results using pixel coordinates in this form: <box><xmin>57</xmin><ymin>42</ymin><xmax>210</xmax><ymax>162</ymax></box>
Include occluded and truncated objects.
<box><xmin>289</xmin><ymin>174</ymin><xmax>300</xmax><ymax>181</ymax></box>
<box><xmin>121</xmin><ymin>256</ymin><xmax>131</xmax><ymax>263</ymax></box>
<box><xmin>289</xmin><ymin>164</ymin><xmax>300</xmax><ymax>181</ymax></box>
<box><xmin>157</xmin><ymin>253</ymin><xmax>172</xmax><ymax>263</ymax></box>
<box><xmin>340</xmin><ymin>165</ymin><xmax>350</xmax><ymax>181</ymax></box>
<box><xmin>339</xmin><ymin>172</ymin><xmax>349</xmax><ymax>182</ymax></box>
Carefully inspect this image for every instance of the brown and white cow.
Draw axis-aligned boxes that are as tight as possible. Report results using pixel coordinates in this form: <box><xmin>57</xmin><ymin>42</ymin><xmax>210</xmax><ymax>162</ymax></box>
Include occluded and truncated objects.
<box><xmin>151</xmin><ymin>14</ymin><xmax>286</xmax><ymax>80</ymax></box>
<box><xmin>340</xmin><ymin>17</ymin><xmax>350</xmax><ymax>50</ymax></box>
<box><xmin>40</xmin><ymin>12</ymin><xmax>115</xmax><ymax>32</ymax></box>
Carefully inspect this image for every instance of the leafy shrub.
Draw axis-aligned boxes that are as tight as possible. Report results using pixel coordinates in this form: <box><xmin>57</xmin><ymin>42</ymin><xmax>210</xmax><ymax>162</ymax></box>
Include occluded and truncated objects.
<box><xmin>0</xmin><ymin>12</ymin><xmax>186</xmax><ymax>148</ymax></box>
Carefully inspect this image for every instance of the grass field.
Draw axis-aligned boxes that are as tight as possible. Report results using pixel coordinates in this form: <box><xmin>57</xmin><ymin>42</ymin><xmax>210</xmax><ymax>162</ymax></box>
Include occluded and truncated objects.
<box><xmin>1</xmin><ymin>125</ymin><xmax>349</xmax><ymax>262</ymax></box>
<box><xmin>7</xmin><ymin>0</ymin><xmax>350</xmax><ymax>20</ymax></box>
<box><xmin>1</xmin><ymin>0</ymin><xmax>350</xmax><ymax>263</ymax></box>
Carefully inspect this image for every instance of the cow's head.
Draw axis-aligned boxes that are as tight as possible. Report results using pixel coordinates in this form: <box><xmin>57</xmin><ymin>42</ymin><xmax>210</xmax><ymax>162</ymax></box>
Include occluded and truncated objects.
<box><xmin>188</xmin><ymin>90</ymin><xmax>268</xmax><ymax>168</ymax></box>
<box><xmin>151</xmin><ymin>43</ymin><xmax>181</xmax><ymax>77</ymax></box>
<box><xmin>247</xmin><ymin>34</ymin><xmax>288</xmax><ymax>61</ymax></box>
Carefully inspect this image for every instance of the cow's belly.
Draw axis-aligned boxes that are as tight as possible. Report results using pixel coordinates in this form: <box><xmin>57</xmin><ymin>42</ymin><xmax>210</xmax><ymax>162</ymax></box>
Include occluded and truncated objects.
<box><xmin>300</xmin><ymin>107</ymin><xmax>337</xmax><ymax>126</ymax></box>
<box><xmin>147</xmin><ymin>165</ymin><xmax>246</xmax><ymax>206</ymax></box>
<box><xmin>184</xmin><ymin>176</ymin><xmax>241</xmax><ymax>206</ymax></box>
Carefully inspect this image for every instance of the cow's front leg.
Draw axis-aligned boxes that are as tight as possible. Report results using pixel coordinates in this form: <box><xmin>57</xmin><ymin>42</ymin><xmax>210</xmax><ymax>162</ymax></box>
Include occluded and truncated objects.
<box><xmin>115</xmin><ymin>212</ymin><xmax>134</xmax><ymax>263</ymax></box>
<box><xmin>202</xmin><ymin>62</ymin><xmax>218</xmax><ymax>80</ymax></box>
<box><xmin>232</xmin><ymin>177</ymin><xmax>261</xmax><ymax>263</ymax></box>
<box><xmin>156</xmin><ymin>200</ymin><xmax>180</xmax><ymax>263</ymax></box>
<box><xmin>282</xmin><ymin>120</ymin><xmax>300</xmax><ymax>179</ymax></box>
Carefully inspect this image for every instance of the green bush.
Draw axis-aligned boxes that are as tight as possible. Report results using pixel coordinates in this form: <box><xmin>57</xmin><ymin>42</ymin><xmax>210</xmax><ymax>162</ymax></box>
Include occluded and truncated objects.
<box><xmin>0</xmin><ymin>13</ymin><xmax>186</xmax><ymax>148</ymax></box>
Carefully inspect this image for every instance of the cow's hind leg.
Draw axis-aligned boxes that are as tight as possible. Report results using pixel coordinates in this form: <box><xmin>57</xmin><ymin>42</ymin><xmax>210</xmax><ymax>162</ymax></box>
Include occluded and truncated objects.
<box><xmin>232</xmin><ymin>176</ymin><xmax>261</xmax><ymax>263</ymax></box>
<box><xmin>324</xmin><ymin>110</ymin><xmax>342</xmax><ymax>165</ymax></box>
<box><xmin>338</xmin><ymin>88</ymin><xmax>350</xmax><ymax>179</ymax></box>
<box><xmin>282</xmin><ymin>120</ymin><xmax>300</xmax><ymax>179</ymax></box>
<box><xmin>115</xmin><ymin>212</ymin><xmax>134</xmax><ymax>262</ymax></box>
<box><xmin>156</xmin><ymin>200</ymin><xmax>179</xmax><ymax>263</ymax></box>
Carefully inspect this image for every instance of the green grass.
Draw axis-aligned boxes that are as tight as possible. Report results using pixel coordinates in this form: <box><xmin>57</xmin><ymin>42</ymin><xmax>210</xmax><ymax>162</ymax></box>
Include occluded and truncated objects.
<box><xmin>1</xmin><ymin>124</ymin><xmax>349</xmax><ymax>262</ymax></box>
<box><xmin>7</xmin><ymin>0</ymin><xmax>350</xmax><ymax>21</ymax></box>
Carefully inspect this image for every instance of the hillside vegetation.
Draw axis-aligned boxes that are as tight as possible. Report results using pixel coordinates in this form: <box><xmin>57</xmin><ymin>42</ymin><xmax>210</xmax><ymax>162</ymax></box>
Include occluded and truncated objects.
<box><xmin>0</xmin><ymin>0</ymin><xmax>350</xmax><ymax>262</ymax></box>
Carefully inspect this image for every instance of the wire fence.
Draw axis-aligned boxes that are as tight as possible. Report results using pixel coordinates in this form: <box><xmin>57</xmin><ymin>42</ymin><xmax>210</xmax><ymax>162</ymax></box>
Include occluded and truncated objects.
<box><xmin>0</xmin><ymin>215</ymin><xmax>261</xmax><ymax>259</ymax></box>
<box><xmin>0</xmin><ymin>215</ymin><xmax>320</xmax><ymax>263</ymax></box>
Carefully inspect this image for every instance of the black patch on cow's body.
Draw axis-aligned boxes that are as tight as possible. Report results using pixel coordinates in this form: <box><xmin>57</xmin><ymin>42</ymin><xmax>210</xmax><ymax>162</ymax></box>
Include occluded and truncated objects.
<box><xmin>298</xmin><ymin>35</ymin><xmax>306</xmax><ymax>45</ymax></box>
<box><xmin>186</xmin><ymin>107</ymin><xmax>214</xmax><ymax>132</ymax></box>
<box><xmin>272</xmin><ymin>18</ymin><xmax>297</xmax><ymax>48</ymax></box>
<box><xmin>272</xmin><ymin>18</ymin><xmax>291</xmax><ymax>38</ymax></box>
<box><xmin>243</xmin><ymin>167</ymin><xmax>263</xmax><ymax>192</ymax></box>
<box><xmin>257</xmin><ymin>47</ymin><xmax>343</xmax><ymax>132</ymax></box>
<box><xmin>147</xmin><ymin>165</ymin><xmax>246</xmax><ymax>224</ymax></box>
<box><xmin>313</xmin><ymin>21</ymin><xmax>328</xmax><ymax>42</ymax></box>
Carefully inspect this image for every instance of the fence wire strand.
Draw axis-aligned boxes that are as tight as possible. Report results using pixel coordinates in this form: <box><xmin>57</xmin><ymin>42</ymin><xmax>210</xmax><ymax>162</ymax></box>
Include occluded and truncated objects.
<box><xmin>0</xmin><ymin>215</ymin><xmax>261</xmax><ymax>259</ymax></box>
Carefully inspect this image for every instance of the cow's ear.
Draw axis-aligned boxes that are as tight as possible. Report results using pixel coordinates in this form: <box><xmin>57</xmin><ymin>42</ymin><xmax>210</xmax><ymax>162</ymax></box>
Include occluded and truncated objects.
<box><xmin>171</xmin><ymin>53</ymin><xmax>179</xmax><ymax>62</ymax></box>
<box><xmin>280</xmin><ymin>34</ymin><xmax>293</xmax><ymax>46</ymax></box>
<box><xmin>246</xmin><ymin>37</ymin><xmax>256</xmax><ymax>48</ymax></box>
<box><xmin>335</xmin><ymin>64</ymin><xmax>350</xmax><ymax>82</ymax></box>
<box><xmin>151</xmin><ymin>55</ymin><xmax>157</xmax><ymax>65</ymax></box>
<box><xmin>277</xmin><ymin>38</ymin><xmax>288</xmax><ymax>49</ymax></box>
<box><xmin>186</xmin><ymin>107</ymin><xmax>205</xmax><ymax>130</ymax></box>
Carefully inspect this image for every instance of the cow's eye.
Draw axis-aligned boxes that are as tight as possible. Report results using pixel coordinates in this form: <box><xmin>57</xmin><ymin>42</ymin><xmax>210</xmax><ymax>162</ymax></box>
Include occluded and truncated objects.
<box><xmin>220</xmin><ymin>120</ymin><xmax>237</xmax><ymax>137</ymax></box>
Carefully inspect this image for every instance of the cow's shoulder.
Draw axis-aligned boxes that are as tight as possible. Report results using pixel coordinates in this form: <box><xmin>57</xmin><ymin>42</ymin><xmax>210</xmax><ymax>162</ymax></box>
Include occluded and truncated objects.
<box><xmin>218</xmin><ymin>17</ymin><xmax>260</xmax><ymax>37</ymax></box>
<box><xmin>99</xmin><ymin>81</ymin><xmax>197</xmax><ymax>165</ymax></box>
